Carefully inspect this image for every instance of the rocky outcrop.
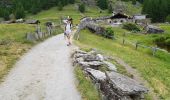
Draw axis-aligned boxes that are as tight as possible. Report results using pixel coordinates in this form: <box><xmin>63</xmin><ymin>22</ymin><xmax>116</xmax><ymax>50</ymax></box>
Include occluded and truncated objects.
<box><xmin>100</xmin><ymin>71</ymin><xmax>148</xmax><ymax>100</ymax></box>
<box><xmin>76</xmin><ymin>17</ymin><xmax>106</xmax><ymax>36</ymax></box>
<box><xmin>25</xmin><ymin>20</ymin><xmax>40</xmax><ymax>24</ymax></box>
<box><xmin>146</xmin><ymin>25</ymin><xmax>164</xmax><ymax>33</ymax></box>
<box><xmin>73</xmin><ymin>49</ymin><xmax>148</xmax><ymax>100</ymax></box>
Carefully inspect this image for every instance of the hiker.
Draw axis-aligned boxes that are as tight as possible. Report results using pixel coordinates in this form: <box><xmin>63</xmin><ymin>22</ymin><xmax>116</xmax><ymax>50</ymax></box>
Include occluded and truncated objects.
<box><xmin>64</xmin><ymin>17</ymin><xmax>73</xmax><ymax>46</ymax></box>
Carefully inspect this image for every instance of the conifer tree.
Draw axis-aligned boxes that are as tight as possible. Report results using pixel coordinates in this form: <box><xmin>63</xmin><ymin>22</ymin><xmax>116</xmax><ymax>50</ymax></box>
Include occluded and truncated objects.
<box><xmin>97</xmin><ymin>0</ymin><xmax>108</xmax><ymax>10</ymax></box>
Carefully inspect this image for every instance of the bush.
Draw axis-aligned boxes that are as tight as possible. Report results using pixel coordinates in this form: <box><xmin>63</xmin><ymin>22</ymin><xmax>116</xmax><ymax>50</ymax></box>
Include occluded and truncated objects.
<box><xmin>14</xmin><ymin>3</ymin><xmax>25</xmax><ymax>19</ymax></box>
<box><xmin>102</xmin><ymin>27</ymin><xmax>114</xmax><ymax>39</ymax></box>
<box><xmin>122</xmin><ymin>23</ymin><xmax>140</xmax><ymax>32</ymax></box>
<box><xmin>58</xmin><ymin>1</ymin><xmax>63</xmax><ymax>11</ymax></box>
<box><xmin>79</xmin><ymin>3</ymin><xmax>85</xmax><ymax>13</ymax></box>
<box><xmin>153</xmin><ymin>35</ymin><xmax>170</xmax><ymax>45</ymax></box>
<box><xmin>166</xmin><ymin>15</ymin><xmax>170</xmax><ymax>23</ymax></box>
<box><xmin>97</xmin><ymin>0</ymin><xmax>108</xmax><ymax>10</ymax></box>
<box><xmin>165</xmin><ymin>39</ymin><xmax>170</xmax><ymax>45</ymax></box>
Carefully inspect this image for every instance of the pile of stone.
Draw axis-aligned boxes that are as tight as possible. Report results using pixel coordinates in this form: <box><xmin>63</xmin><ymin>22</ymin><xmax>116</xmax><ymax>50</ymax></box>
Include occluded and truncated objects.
<box><xmin>146</xmin><ymin>25</ymin><xmax>164</xmax><ymax>33</ymax></box>
<box><xmin>76</xmin><ymin>17</ymin><xmax>106</xmax><ymax>37</ymax></box>
<box><xmin>73</xmin><ymin>49</ymin><xmax>148</xmax><ymax>100</ymax></box>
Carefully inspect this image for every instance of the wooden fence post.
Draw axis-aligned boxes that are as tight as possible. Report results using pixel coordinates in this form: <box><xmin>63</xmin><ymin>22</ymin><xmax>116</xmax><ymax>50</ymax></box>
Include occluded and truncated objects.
<box><xmin>152</xmin><ymin>47</ymin><xmax>157</xmax><ymax>56</ymax></box>
<box><xmin>123</xmin><ymin>38</ymin><xmax>125</xmax><ymax>45</ymax></box>
<box><xmin>135</xmin><ymin>42</ymin><xmax>139</xmax><ymax>50</ymax></box>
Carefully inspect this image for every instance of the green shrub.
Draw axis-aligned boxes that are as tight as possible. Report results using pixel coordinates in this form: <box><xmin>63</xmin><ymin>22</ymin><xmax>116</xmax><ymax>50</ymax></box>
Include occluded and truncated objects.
<box><xmin>153</xmin><ymin>35</ymin><xmax>170</xmax><ymax>45</ymax></box>
<box><xmin>102</xmin><ymin>27</ymin><xmax>114</xmax><ymax>39</ymax></box>
<box><xmin>79</xmin><ymin>3</ymin><xmax>85</xmax><ymax>13</ymax></box>
<box><xmin>58</xmin><ymin>1</ymin><xmax>63</xmax><ymax>11</ymax></box>
<box><xmin>166</xmin><ymin>15</ymin><xmax>170</xmax><ymax>23</ymax></box>
<box><xmin>165</xmin><ymin>38</ymin><xmax>170</xmax><ymax>45</ymax></box>
<box><xmin>122</xmin><ymin>23</ymin><xmax>140</xmax><ymax>32</ymax></box>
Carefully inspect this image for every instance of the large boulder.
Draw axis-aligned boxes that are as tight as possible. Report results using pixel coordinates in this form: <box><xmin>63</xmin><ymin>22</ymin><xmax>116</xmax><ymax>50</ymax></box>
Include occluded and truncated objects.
<box><xmin>25</xmin><ymin>20</ymin><xmax>40</xmax><ymax>24</ymax></box>
<box><xmin>86</xmin><ymin>23</ymin><xmax>106</xmax><ymax>35</ymax></box>
<box><xmin>79</xmin><ymin>61</ymin><xmax>104</xmax><ymax>69</ymax></box>
<box><xmin>85</xmin><ymin>68</ymin><xmax>106</xmax><ymax>82</ymax></box>
<box><xmin>146</xmin><ymin>25</ymin><xmax>164</xmax><ymax>33</ymax></box>
<box><xmin>103</xmin><ymin>61</ymin><xmax>117</xmax><ymax>71</ymax></box>
<box><xmin>100</xmin><ymin>71</ymin><xmax>148</xmax><ymax>100</ymax></box>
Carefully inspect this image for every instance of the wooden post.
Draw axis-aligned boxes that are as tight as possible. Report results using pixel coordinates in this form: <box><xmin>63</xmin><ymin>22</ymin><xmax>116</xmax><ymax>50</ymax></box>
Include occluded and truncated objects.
<box><xmin>135</xmin><ymin>42</ymin><xmax>139</xmax><ymax>50</ymax></box>
<box><xmin>152</xmin><ymin>47</ymin><xmax>157</xmax><ymax>56</ymax></box>
<box><xmin>123</xmin><ymin>32</ymin><xmax>126</xmax><ymax>37</ymax></box>
<box><xmin>123</xmin><ymin>38</ymin><xmax>125</xmax><ymax>45</ymax></box>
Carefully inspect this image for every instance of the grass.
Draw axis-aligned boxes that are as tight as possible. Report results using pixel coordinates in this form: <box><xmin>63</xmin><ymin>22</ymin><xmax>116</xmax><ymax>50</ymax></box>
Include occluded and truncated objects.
<box><xmin>75</xmin><ymin>29</ymin><xmax>170</xmax><ymax>99</ymax></box>
<box><xmin>0</xmin><ymin>24</ymin><xmax>34</xmax><ymax>82</ymax></box>
<box><xmin>74</xmin><ymin>66</ymin><xmax>101</xmax><ymax>100</ymax></box>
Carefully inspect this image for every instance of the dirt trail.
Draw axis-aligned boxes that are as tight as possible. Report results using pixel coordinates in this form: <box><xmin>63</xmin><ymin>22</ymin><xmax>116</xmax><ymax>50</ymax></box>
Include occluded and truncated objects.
<box><xmin>0</xmin><ymin>34</ymin><xmax>81</xmax><ymax>100</ymax></box>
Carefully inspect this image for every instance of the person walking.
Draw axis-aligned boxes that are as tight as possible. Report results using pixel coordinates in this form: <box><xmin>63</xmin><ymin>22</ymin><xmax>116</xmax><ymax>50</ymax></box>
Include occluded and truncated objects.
<box><xmin>64</xmin><ymin>18</ymin><xmax>73</xmax><ymax>46</ymax></box>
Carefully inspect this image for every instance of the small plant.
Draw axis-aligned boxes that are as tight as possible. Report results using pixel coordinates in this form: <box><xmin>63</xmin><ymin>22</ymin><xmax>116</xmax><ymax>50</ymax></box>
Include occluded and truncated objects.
<box><xmin>78</xmin><ymin>3</ymin><xmax>85</xmax><ymax>13</ymax></box>
<box><xmin>122</xmin><ymin>23</ymin><xmax>140</xmax><ymax>32</ymax></box>
<box><xmin>102</xmin><ymin>27</ymin><xmax>114</xmax><ymax>39</ymax></box>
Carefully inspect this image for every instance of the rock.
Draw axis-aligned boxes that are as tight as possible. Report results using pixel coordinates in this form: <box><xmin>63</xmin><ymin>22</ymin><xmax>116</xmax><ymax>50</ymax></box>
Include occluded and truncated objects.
<box><xmin>79</xmin><ymin>61</ymin><xmax>104</xmax><ymax>69</ymax></box>
<box><xmin>146</xmin><ymin>25</ymin><xmax>164</xmax><ymax>33</ymax></box>
<box><xmin>103</xmin><ymin>61</ymin><xmax>117</xmax><ymax>71</ymax></box>
<box><xmin>37</xmin><ymin>32</ymin><xmax>44</xmax><ymax>39</ymax></box>
<box><xmin>85</xmin><ymin>68</ymin><xmax>106</xmax><ymax>81</ymax></box>
<box><xmin>1</xmin><ymin>20</ymin><xmax>15</xmax><ymax>24</ymax></box>
<box><xmin>106</xmin><ymin>71</ymin><xmax>148</xmax><ymax>94</ymax></box>
<box><xmin>96</xmin><ymin>54</ymin><xmax>104</xmax><ymax>61</ymax></box>
<box><xmin>26</xmin><ymin>33</ymin><xmax>36</xmax><ymax>42</ymax></box>
<box><xmin>25</xmin><ymin>20</ymin><xmax>40</xmax><ymax>24</ymax></box>
<box><xmin>74</xmin><ymin>53</ymin><xmax>89</xmax><ymax>59</ymax></box>
<box><xmin>100</xmin><ymin>71</ymin><xmax>148</xmax><ymax>100</ymax></box>
<box><xmin>16</xmin><ymin>19</ymin><xmax>24</xmax><ymax>23</ymax></box>
<box><xmin>86</xmin><ymin>23</ymin><xmax>106</xmax><ymax>35</ymax></box>
<box><xmin>73</xmin><ymin>57</ymin><xmax>84</xmax><ymax>65</ymax></box>
<box><xmin>75</xmin><ymin>50</ymin><xmax>87</xmax><ymax>54</ymax></box>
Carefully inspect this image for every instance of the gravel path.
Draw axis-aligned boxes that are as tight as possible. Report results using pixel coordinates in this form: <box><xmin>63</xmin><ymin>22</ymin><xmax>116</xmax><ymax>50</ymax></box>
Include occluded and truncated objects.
<box><xmin>0</xmin><ymin>34</ymin><xmax>81</xmax><ymax>100</ymax></box>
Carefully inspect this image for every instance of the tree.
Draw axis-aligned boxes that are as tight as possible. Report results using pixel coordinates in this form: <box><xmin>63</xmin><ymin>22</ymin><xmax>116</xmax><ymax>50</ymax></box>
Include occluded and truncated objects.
<box><xmin>79</xmin><ymin>3</ymin><xmax>85</xmax><ymax>13</ymax></box>
<box><xmin>142</xmin><ymin>0</ymin><xmax>170</xmax><ymax>22</ymax></box>
<box><xmin>3</xmin><ymin>8</ymin><xmax>10</xmax><ymax>20</ymax></box>
<box><xmin>58</xmin><ymin>1</ymin><xmax>63</xmax><ymax>11</ymax></box>
<box><xmin>108</xmin><ymin>4</ymin><xmax>113</xmax><ymax>13</ymax></box>
<box><xmin>132</xmin><ymin>0</ymin><xmax>136</xmax><ymax>5</ymax></box>
<box><xmin>14</xmin><ymin>2</ymin><xmax>25</xmax><ymax>19</ymax></box>
<box><xmin>69</xmin><ymin>0</ymin><xmax>75</xmax><ymax>4</ymax></box>
<box><xmin>97</xmin><ymin>0</ymin><xmax>108</xmax><ymax>10</ymax></box>
<box><xmin>166</xmin><ymin>15</ymin><xmax>170</xmax><ymax>22</ymax></box>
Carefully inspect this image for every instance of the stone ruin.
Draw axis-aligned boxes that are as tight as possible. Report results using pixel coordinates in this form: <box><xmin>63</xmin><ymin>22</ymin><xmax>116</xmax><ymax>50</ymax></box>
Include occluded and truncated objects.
<box><xmin>73</xmin><ymin>49</ymin><xmax>148</xmax><ymax>100</ymax></box>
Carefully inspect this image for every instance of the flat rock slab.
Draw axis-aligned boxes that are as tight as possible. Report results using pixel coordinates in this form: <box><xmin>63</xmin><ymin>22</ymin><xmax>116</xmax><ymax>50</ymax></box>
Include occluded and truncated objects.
<box><xmin>79</xmin><ymin>61</ymin><xmax>104</xmax><ymax>68</ymax></box>
<box><xmin>106</xmin><ymin>71</ymin><xmax>148</xmax><ymax>95</ymax></box>
<box><xmin>103</xmin><ymin>61</ymin><xmax>117</xmax><ymax>71</ymax></box>
<box><xmin>85</xmin><ymin>68</ymin><xmax>106</xmax><ymax>81</ymax></box>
